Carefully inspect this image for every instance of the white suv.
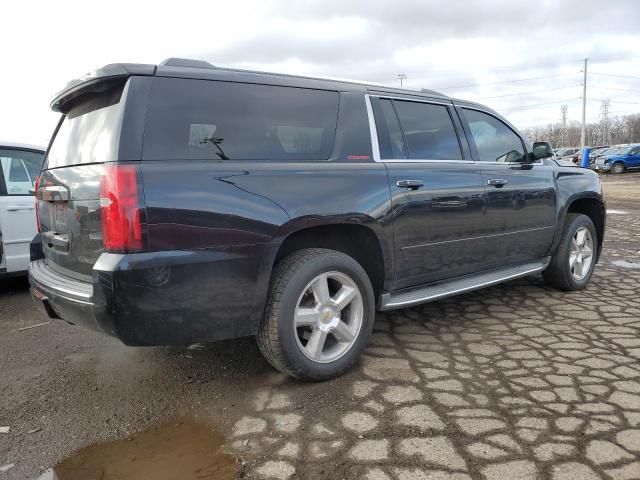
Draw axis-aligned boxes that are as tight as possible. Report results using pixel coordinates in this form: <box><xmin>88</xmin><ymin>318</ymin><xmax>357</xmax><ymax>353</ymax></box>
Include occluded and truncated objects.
<box><xmin>0</xmin><ymin>142</ymin><xmax>44</xmax><ymax>277</ymax></box>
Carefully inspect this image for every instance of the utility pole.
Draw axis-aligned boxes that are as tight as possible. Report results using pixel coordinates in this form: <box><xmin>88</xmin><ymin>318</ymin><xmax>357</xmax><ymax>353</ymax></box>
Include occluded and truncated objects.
<box><xmin>580</xmin><ymin>58</ymin><xmax>588</xmax><ymax>148</ymax></box>
<box><xmin>600</xmin><ymin>99</ymin><xmax>610</xmax><ymax>145</ymax></box>
<box><xmin>397</xmin><ymin>73</ymin><xmax>407</xmax><ymax>88</ymax></box>
<box><xmin>560</xmin><ymin>105</ymin><xmax>568</xmax><ymax>147</ymax></box>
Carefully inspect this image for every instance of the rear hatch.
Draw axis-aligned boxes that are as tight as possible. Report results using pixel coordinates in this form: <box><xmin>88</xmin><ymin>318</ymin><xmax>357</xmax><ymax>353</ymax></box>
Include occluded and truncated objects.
<box><xmin>38</xmin><ymin>79</ymin><xmax>140</xmax><ymax>281</ymax></box>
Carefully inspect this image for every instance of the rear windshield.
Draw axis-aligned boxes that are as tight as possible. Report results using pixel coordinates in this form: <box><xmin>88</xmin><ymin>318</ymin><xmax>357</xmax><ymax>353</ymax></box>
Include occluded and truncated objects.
<box><xmin>143</xmin><ymin>78</ymin><xmax>339</xmax><ymax>161</ymax></box>
<box><xmin>45</xmin><ymin>81</ymin><xmax>128</xmax><ymax>169</ymax></box>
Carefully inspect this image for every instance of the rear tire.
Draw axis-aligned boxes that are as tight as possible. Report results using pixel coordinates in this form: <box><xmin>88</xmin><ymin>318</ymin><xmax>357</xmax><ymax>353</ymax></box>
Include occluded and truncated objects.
<box><xmin>611</xmin><ymin>162</ymin><xmax>625</xmax><ymax>174</ymax></box>
<box><xmin>257</xmin><ymin>248</ymin><xmax>375</xmax><ymax>381</ymax></box>
<box><xmin>543</xmin><ymin>213</ymin><xmax>597</xmax><ymax>291</ymax></box>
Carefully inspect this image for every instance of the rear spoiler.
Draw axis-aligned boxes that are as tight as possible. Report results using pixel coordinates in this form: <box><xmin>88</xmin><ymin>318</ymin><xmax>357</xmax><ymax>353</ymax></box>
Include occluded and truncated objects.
<box><xmin>50</xmin><ymin>63</ymin><xmax>156</xmax><ymax>113</ymax></box>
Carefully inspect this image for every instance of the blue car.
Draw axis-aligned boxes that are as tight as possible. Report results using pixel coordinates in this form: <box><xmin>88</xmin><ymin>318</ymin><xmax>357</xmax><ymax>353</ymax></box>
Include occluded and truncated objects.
<box><xmin>594</xmin><ymin>144</ymin><xmax>640</xmax><ymax>174</ymax></box>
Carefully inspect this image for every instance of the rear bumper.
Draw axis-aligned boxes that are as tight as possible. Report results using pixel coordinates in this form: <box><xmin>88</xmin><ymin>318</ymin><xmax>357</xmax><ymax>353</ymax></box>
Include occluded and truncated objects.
<box><xmin>29</xmin><ymin>246</ymin><xmax>270</xmax><ymax>346</ymax></box>
<box><xmin>29</xmin><ymin>260</ymin><xmax>97</xmax><ymax>329</ymax></box>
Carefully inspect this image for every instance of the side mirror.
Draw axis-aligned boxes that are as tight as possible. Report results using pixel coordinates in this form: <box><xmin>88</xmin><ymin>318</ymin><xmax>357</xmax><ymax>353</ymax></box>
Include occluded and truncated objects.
<box><xmin>532</xmin><ymin>141</ymin><xmax>553</xmax><ymax>160</ymax></box>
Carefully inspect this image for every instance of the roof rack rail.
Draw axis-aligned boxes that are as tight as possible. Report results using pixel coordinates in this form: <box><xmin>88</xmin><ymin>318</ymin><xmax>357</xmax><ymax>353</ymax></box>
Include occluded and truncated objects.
<box><xmin>420</xmin><ymin>88</ymin><xmax>446</xmax><ymax>96</ymax></box>
<box><xmin>160</xmin><ymin>58</ymin><xmax>216</xmax><ymax>69</ymax></box>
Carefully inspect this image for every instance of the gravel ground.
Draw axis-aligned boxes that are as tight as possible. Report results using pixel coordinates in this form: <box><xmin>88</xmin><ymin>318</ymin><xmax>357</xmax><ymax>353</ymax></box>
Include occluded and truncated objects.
<box><xmin>1</xmin><ymin>172</ymin><xmax>640</xmax><ymax>480</ymax></box>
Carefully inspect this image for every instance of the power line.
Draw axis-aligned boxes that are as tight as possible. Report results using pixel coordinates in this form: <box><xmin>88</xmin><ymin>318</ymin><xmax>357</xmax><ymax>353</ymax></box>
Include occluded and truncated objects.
<box><xmin>609</xmin><ymin>99</ymin><xmax>640</xmax><ymax>105</ymax></box>
<box><xmin>499</xmin><ymin>98</ymin><xmax>582</xmax><ymax>112</ymax></box>
<box><xmin>590</xmin><ymin>98</ymin><xmax>640</xmax><ymax>105</ymax></box>
<box><xmin>434</xmin><ymin>73</ymin><xmax>573</xmax><ymax>91</ymax></box>
<box><xmin>590</xmin><ymin>72</ymin><xmax>640</xmax><ymax>81</ymax></box>
<box><xmin>476</xmin><ymin>84</ymin><xmax>582</xmax><ymax>100</ymax></box>
<box><xmin>414</xmin><ymin>60</ymin><xmax>586</xmax><ymax>80</ymax></box>
<box><xmin>589</xmin><ymin>85</ymin><xmax>640</xmax><ymax>94</ymax></box>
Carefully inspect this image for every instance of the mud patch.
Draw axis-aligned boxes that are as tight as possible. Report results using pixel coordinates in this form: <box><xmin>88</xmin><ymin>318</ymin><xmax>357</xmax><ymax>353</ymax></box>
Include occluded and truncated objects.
<box><xmin>47</xmin><ymin>419</ymin><xmax>238</xmax><ymax>480</ymax></box>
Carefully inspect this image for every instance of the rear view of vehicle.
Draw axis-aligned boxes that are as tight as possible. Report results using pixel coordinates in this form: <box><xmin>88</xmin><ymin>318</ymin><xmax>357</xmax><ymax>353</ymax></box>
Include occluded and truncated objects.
<box><xmin>0</xmin><ymin>143</ymin><xmax>44</xmax><ymax>276</ymax></box>
<box><xmin>29</xmin><ymin>66</ymin><xmax>153</xmax><ymax>331</ymax></box>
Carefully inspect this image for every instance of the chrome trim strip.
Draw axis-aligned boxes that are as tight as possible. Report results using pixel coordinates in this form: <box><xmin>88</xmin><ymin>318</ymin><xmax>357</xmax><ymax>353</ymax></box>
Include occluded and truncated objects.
<box><xmin>477</xmin><ymin>160</ymin><xmax>544</xmax><ymax>166</ymax></box>
<box><xmin>29</xmin><ymin>260</ymin><xmax>93</xmax><ymax>302</ymax></box>
<box><xmin>3</xmin><ymin>238</ymin><xmax>34</xmax><ymax>245</ymax></box>
<box><xmin>382</xmin><ymin>159</ymin><xmax>475</xmax><ymax>164</ymax></box>
<box><xmin>381</xmin><ymin>258</ymin><xmax>550</xmax><ymax>309</ymax></box>
<box><xmin>401</xmin><ymin>226</ymin><xmax>555</xmax><ymax>250</ymax></box>
<box><xmin>364</xmin><ymin>94</ymin><xmax>382</xmax><ymax>162</ymax></box>
<box><xmin>372</xmin><ymin>94</ymin><xmax>453</xmax><ymax>106</ymax></box>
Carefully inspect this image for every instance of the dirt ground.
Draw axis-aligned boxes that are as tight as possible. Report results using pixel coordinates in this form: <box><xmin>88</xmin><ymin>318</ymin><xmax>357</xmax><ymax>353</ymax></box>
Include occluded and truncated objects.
<box><xmin>1</xmin><ymin>172</ymin><xmax>639</xmax><ymax>480</ymax></box>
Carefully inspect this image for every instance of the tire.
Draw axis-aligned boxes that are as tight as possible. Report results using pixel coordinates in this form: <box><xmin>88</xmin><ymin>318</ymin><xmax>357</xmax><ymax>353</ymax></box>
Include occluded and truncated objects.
<box><xmin>543</xmin><ymin>213</ymin><xmax>597</xmax><ymax>291</ymax></box>
<box><xmin>611</xmin><ymin>162</ymin><xmax>625</xmax><ymax>174</ymax></box>
<box><xmin>257</xmin><ymin>248</ymin><xmax>375</xmax><ymax>381</ymax></box>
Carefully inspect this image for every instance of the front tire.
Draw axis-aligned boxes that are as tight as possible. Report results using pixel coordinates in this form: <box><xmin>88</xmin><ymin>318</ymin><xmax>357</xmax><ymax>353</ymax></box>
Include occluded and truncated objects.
<box><xmin>257</xmin><ymin>248</ymin><xmax>375</xmax><ymax>381</ymax></box>
<box><xmin>611</xmin><ymin>162</ymin><xmax>625</xmax><ymax>174</ymax></box>
<box><xmin>543</xmin><ymin>213</ymin><xmax>597</xmax><ymax>291</ymax></box>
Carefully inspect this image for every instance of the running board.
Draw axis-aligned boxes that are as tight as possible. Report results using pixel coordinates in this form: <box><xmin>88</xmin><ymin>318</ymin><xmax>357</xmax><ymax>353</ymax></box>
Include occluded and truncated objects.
<box><xmin>379</xmin><ymin>258</ymin><xmax>551</xmax><ymax>310</ymax></box>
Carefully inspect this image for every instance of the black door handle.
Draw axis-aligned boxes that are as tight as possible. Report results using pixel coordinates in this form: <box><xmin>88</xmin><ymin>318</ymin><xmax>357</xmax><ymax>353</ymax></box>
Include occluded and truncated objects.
<box><xmin>487</xmin><ymin>178</ymin><xmax>508</xmax><ymax>188</ymax></box>
<box><xmin>396</xmin><ymin>179</ymin><xmax>424</xmax><ymax>190</ymax></box>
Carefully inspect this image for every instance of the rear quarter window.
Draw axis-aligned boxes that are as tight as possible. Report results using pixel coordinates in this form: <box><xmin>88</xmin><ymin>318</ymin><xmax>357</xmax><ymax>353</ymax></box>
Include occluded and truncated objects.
<box><xmin>143</xmin><ymin>78</ymin><xmax>339</xmax><ymax>161</ymax></box>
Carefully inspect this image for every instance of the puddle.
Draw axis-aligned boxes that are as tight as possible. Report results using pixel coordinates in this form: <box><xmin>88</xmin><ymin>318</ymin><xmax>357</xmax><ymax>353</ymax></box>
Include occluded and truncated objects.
<box><xmin>612</xmin><ymin>260</ymin><xmax>640</xmax><ymax>269</ymax></box>
<box><xmin>38</xmin><ymin>419</ymin><xmax>238</xmax><ymax>480</ymax></box>
<box><xmin>607</xmin><ymin>209</ymin><xmax>629</xmax><ymax>214</ymax></box>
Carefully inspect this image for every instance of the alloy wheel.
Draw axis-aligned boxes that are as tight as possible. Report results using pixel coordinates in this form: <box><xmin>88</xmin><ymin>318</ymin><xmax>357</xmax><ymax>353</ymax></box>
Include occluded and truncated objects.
<box><xmin>293</xmin><ymin>271</ymin><xmax>364</xmax><ymax>363</ymax></box>
<box><xmin>569</xmin><ymin>226</ymin><xmax>594</xmax><ymax>281</ymax></box>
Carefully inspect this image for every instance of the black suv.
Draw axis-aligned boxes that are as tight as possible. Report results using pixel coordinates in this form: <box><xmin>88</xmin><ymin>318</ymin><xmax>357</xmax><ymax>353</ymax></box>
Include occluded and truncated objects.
<box><xmin>29</xmin><ymin>58</ymin><xmax>605</xmax><ymax>381</ymax></box>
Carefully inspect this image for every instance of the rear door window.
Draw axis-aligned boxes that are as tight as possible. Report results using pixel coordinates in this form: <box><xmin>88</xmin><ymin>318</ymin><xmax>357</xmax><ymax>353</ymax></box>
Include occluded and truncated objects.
<box><xmin>393</xmin><ymin>100</ymin><xmax>463</xmax><ymax>160</ymax></box>
<box><xmin>143</xmin><ymin>78</ymin><xmax>339</xmax><ymax>161</ymax></box>
<box><xmin>0</xmin><ymin>149</ymin><xmax>44</xmax><ymax>195</ymax></box>
<box><xmin>371</xmin><ymin>98</ymin><xmax>406</xmax><ymax>159</ymax></box>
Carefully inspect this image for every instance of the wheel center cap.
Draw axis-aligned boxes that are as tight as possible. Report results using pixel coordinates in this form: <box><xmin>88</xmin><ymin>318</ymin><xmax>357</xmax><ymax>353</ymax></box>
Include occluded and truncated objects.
<box><xmin>321</xmin><ymin>306</ymin><xmax>336</xmax><ymax>321</ymax></box>
<box><xmin>319</xmin><ymin>307</ymin><xmax>339</xmax><ymax>332</ymax></box>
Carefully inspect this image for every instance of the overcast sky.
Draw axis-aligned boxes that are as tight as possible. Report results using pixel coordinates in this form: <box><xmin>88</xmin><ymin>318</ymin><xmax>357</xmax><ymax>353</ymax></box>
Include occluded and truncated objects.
<box><xmin>3</xmin><ymin>0</ymin><xmax>640</xmax><ymax>147</ymax></box>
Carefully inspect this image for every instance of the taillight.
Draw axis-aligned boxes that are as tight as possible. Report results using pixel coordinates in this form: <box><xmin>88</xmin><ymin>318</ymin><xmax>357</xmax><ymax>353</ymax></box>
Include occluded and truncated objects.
<box><xmin>99</xmin><ymin>164</ymin><xmax>144</xmax><ymax>252</ymax></box>
<box><xmin>34</xmin><ymin>175</ymin><xmax>41</xmax><ymax>233</ymax></box>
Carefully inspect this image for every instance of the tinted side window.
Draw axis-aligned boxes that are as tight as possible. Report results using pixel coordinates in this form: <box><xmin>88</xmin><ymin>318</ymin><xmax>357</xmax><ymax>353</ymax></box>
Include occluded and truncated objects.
<box><xmin>463</xmin><ymin>109</ymin><xmax>525</xmax><ymax>162</ymax></box>
<box><xmin>393</xmin><ymin>101</ymin><xmax>462</xmax><ymax>160</ymax></box>
<box><xmin>144</xmin><ymin>78</ymin><xmax>339</xmax><ymax>161</ymax></box>
<box><xmin>371</xmin><ymin>98</ymin><xmax>406</xmax><ymax>159</ymax></box>
<box><xmin>0</xmin><ymin>149</ymin><xmax>44</xmax><ymax>195</ymax></box>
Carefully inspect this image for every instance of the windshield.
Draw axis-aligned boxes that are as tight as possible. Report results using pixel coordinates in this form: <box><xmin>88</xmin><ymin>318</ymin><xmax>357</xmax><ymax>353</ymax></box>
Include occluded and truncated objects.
<box><xmin>600</xmin><ymin>147</ymin><xmax>619</xmax><ymax>155</ymax></box>
<box><xmin>45</xmin><ymin>81</ymin><xmax>128</xmax><ymax>169</ymax></box>
<box><xmin>615</xmin><ymin>147</ymin><xmax>633</xmax><ymax>155</ymax></box>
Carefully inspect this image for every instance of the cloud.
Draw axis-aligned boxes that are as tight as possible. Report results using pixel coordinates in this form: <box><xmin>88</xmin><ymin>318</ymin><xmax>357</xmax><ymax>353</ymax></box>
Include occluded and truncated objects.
<box><xmin>2</xmin><ymin>0</ymin><xmax>639</xmax><ymax>144</ymax></box>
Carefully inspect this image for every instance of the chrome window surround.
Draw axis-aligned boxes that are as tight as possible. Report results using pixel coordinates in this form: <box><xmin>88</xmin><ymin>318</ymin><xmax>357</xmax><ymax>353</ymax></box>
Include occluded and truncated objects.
<box><xmin>364</xmin><ymin>94</ymin><xmax>472</xmax><ymax>164</ymax></box>
<box><xmin>365</xmin><ymin>94</ymin><xmax>544</xmax><ymax>166</ymax></box>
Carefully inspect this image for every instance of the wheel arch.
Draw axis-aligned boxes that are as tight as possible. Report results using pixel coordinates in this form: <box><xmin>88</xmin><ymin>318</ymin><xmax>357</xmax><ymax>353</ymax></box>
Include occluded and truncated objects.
<box><xmin>611</xmin><ymin>161</ymin><xmax>625</xmax><ymax>173</ymax></box>
<box><xmin>562</xmin><ymin>194</ymin><xmax>605</xmax><ymax>261</ymax></box>
<box><xmin>270</xmin><ymin>221</ymin><xmax>391</xmax><ymax>299</ymax></box>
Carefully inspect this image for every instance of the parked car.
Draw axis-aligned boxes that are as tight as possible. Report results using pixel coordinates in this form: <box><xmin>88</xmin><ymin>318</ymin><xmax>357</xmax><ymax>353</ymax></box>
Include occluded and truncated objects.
<box><xmin>572</xmin><ymin>145</ymin><xmax>609</xmax><ymax>164</ymax></box>
<box><xmin>29</xmin><ymin>59</ymin><xmax>606</xmax><ymax>380</ymax></box>
<box><xmin>556</xmin><ymin>147</ymin><xmax>578</xmax><ymax>160</ymax></box>
<box><xmin>0</xmin><ymin>142</ymin><xmax>44</xmax><ymax>277</ymax></box>
<box><xmin>594</xmin><ymin>144</ymin><xmax>640</xmax><ymax>174</ymax></box>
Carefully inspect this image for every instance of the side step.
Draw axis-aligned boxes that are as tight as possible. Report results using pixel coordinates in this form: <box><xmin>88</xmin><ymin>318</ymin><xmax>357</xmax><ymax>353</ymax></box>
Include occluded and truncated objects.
<box><xmin>379</xmin><ymin>258</ymin><xmax>551</xmax><ymax>310</ymax></box>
